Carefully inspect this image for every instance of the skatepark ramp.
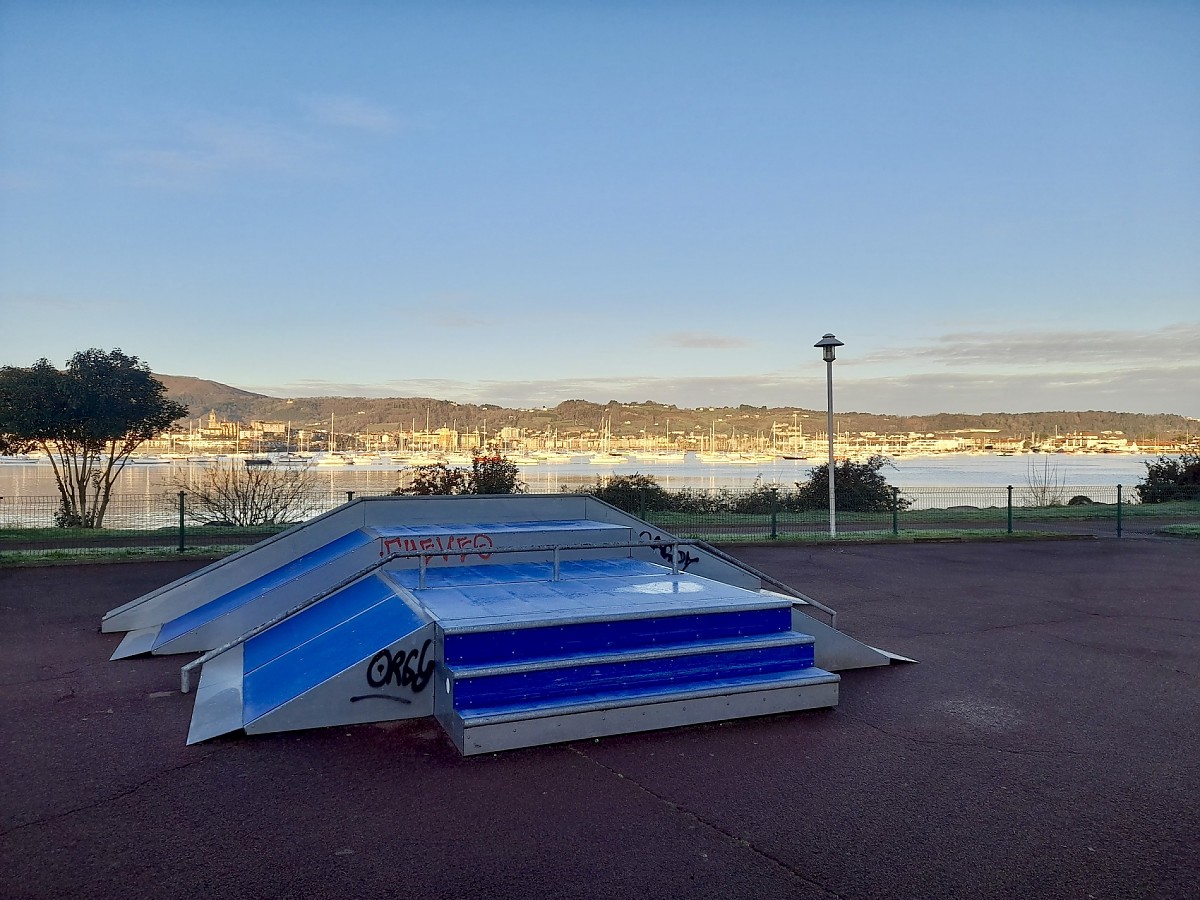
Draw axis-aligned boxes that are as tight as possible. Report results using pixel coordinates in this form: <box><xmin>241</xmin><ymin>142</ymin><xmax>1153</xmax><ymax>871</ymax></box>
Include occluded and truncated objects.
<box><xmin>102</xmin><ymin>495</ymin><xmax>911</xmax><ymax>754</ymax></box>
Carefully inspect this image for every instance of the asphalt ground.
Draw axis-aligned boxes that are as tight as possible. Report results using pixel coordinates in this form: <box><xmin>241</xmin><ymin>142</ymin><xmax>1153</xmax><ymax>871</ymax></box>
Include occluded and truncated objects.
<box><xmin>1</xmin><ymin>538</ymin><xmax>1197</xmax><ymax>899</ymax></box>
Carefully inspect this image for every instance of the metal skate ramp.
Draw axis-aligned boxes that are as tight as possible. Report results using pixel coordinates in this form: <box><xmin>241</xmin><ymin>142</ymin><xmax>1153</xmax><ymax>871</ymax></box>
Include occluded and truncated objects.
<box><xmin>101</xmin><ymin>495</ymin><xmax>911</xmax><ymax>754</ymax></box>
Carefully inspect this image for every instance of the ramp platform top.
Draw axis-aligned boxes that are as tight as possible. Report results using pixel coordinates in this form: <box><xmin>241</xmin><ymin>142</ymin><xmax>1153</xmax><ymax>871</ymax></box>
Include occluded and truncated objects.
<box><xmin>390</xmin><ymin>558</ymin><xmax>791</xmax><ymax>631</ymax></box>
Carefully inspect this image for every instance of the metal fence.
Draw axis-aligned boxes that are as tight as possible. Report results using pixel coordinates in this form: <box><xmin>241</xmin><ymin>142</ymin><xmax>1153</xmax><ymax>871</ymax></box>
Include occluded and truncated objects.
<box><xmin>1</xmin><ymin>484</ymin><xmax>1197</xmax><ymax>562</ymax></box>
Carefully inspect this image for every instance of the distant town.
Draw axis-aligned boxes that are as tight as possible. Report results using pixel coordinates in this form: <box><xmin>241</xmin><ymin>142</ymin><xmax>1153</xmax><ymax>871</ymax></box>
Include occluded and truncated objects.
<box><xmin>118</xmin><ymin>408</ymin><xmax>1197</xmax><ymax>467</ymax></box>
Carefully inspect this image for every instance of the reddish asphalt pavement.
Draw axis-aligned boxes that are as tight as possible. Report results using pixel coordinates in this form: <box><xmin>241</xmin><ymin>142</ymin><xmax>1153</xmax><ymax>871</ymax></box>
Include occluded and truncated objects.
<box><xmin>1</xmin><ymin>537</ymin><xmax>1197</xmax><ymax>898</ymax></box>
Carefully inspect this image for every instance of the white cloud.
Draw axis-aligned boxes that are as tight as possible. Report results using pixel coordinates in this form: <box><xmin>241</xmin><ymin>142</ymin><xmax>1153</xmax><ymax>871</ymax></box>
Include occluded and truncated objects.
<box><xmin>861</xmin><ymin>324</ymin><xmax>1200</xmax><ymax>368</ymax></box>
<box><xmin>662</xmin><ymin>331</ymin><xmax>752</xmax><ymax>350</ymax></box>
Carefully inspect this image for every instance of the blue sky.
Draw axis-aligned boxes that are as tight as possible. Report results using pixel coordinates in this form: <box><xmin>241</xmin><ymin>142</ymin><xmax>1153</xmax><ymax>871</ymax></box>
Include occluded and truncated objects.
<box><xmin>2</xmin><ymin>2</ymin><xmax>1197</xmax><ymax>416</ymax></box>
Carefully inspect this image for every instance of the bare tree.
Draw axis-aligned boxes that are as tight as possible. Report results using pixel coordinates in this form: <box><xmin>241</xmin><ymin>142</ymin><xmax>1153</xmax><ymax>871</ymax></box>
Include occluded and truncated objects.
<box><xmin>170</xmin><ymin>461</ymin><xmax>322</xmax><ymax>526</ymax></box>
<box><xmin>1021</xmin><ymin>456</ymin><xmax>1067</xmax><ymax>507</ymax></box>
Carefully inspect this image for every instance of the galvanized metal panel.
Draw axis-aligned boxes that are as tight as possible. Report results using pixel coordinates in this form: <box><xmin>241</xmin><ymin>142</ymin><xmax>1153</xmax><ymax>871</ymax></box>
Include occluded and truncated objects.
<box><xmin>110</xmin><ymin>625</ymin><xmax>160</xmax><ymax>660</ymax></box>
<box><xmin>242</xmin><ymin>591</ymin><xmax>426</xmax><ymax>722</ymax></box>
<box><xmin>244</xmin><ymin>622</ymin><xmax>437</xmax><ymax>736</ymax></box>
<box><xmin>102</xmin><ymin>501</ymin><xmax>372</xmax><ymax>633</ymax></box>
<box><xmin>458</xmin><ymin>676</ymin><xmax>840</xmax><ymax>755</ymax></box>
<box><xmin>788</xmin><ymin>606</ymin><xmax>915</xmax><ymax>671</ymax></box>
<box><xmin>186</xmin><ymin>644</ymin><xmax>245</xmax><ymax>745</ymax></box>
<box><xmin>150</xmin><ymin>535</ymin><xmax>382</xmax><ymax>656</ymax></box>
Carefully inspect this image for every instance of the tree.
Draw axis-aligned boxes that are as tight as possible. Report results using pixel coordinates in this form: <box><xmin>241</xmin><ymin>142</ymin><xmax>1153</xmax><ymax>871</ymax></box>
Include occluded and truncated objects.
<box><xmin>392</xmin><ymin>454</ymin><xmax>525</xmax><ymax>496</ymax></box>
<box><xmin>1135</xmin><ymin>454</ymin><xmax>1200</xmax><ymax>504</ymax></box>
<box><xmin>794</xmin><ymin>455</ymin><xmax>909</xmax><ymax>512</ymax></box>
<box><xmin>168</xmin><ymin>461</ymin><xmax>322</xmax><ymax>526</ymax></box>
<box><xmin>395</xmin><ymin>462</ymin><xmax>470</xmax><ymax>496</ymax></box>
<box><xmin>0</xmin><ymin>349</ymin><xmax>187</xmax><ymax>527</ymax></box>
<box><xmin>468</xmin><ymin>454</ymin><xmax>525</xmax><ymax>495</ymax></box>
<box><xmin>568</xmin><ymin>472</ymin><xmax>676</xmax><ymax>513</ymax></box>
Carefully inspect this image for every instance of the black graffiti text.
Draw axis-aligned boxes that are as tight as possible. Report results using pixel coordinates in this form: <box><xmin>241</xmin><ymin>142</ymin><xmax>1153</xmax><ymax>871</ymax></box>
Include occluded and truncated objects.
<box><xmin>638</xmin><ymin>530</ymin><xmax>699</xmax><ymax>572</ymax></box>
<box><xmin>366</xmin><ymin>638</ymin><xmax>435</xmax><ymax>694</ymax></box>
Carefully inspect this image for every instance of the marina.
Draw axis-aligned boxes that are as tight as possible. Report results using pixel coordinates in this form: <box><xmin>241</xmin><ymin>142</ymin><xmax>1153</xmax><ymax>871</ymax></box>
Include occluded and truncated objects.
<box><xmin>0</xmin><ymin>451</ymin><xmax>1166</xmax><ymax>501</ymax></box>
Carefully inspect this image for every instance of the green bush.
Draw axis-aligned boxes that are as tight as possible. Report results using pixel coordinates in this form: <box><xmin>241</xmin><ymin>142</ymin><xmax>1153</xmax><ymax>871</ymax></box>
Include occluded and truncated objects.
<box><xmin>1135</xmin><ymin>454</ymin><xmax>1200</xmax><ymax>503</ymax></box>
<box><xmin>567</xmin><ymin>473</ymin><xmax>676</xmax><ymax>513</ymax></box>
<box><xmin>393</xmin><ymin>455</ymin><xmax>526</xmax><ymax>496</ymax></box>
<box><xmin>793</xmin><ymin>455</ymin><xmax>909</xmax><ymax>512</ymax></box>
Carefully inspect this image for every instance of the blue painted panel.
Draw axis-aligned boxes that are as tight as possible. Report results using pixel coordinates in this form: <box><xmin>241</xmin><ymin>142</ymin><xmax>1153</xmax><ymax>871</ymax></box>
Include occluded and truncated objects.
<box><xmin>242</xmin><ymin>596</ymin><xmax>426</xmax><ymax>723</ymax></box>
<box><xmin>457</xmin><ymin>666</ymin><xmax>835</xmax><ymax>723</ymax></box>
<box><xmin>155</xmin><ymin>530</ymin><xmax>372</xmax><ymax>647</ymax></box>
<box><xmin>444</xmin><ymin>607</ymin><xmax>792</xmax><ymax>665</ymax></box>
<box><xmin>242</xmin><ymin>574</ymin><xmax>404</xmax><ymax>674</ymax></box>
<box><xmin>454</xmin><ymin>642</ymin><xmax>816</xmax><ymax>710</ymax></box>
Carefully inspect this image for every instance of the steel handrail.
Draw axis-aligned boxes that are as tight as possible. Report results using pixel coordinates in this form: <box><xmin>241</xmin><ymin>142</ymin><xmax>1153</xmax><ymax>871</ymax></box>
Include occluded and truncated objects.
<box><xmin>692</xmin><ymin>539</ymin><xmax>838</xmax><ymax>628</ymax></box>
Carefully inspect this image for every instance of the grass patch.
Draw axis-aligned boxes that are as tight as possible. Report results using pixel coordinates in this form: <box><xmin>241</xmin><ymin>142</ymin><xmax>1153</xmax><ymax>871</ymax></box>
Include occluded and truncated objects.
<box><xmin>1159</xmin><ymin>524</ymin><xmax>1200</xmax><ymax>538</ymax></box>
<box><xmin>0</xmin><ymin>545</ymin><xmax>248</xmax><ymax>567</ymax></box>
<box><xmin>682</xmin><ymin>529</ymin><xmax>1062</xmax><ymax>545</ymax></box>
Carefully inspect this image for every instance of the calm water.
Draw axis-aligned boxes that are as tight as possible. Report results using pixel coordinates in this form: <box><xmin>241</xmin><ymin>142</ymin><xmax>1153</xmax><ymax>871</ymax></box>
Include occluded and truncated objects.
<box><xmin>0</xmin><ymin>452</ymin><xmax>1158</xmax><ymax>500</ymax></box>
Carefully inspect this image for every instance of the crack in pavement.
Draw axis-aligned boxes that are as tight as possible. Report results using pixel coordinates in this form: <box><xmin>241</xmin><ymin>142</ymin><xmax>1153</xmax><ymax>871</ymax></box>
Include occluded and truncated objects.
<box><xmin>1046</xmin><ymin>634</ymin><xmax>1198</xmax><ymax>680</ymax></box>
<box><xmin>0</xmin><ymin>749</ymin><xmax>219</xmax><ymax>838</ymax></box>
<box><xmin>569</xmin><ymin>745</ymin><xmax>846</xmax><ymax>899</ymax></box>
<box><xmin>837</xmin><ymin>712</ymin><xmax>1085</xmax><ymax>758</ymax></box>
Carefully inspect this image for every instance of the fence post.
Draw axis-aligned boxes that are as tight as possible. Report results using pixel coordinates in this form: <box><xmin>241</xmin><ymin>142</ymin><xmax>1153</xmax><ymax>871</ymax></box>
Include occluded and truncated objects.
<box><xmin>769</xmin><ymin>490</ymin><xmax>778</xmax><ymax>540</ymax></box>
<box><xmin>638</xmin><ymin>485</ymin><xmax>646</xmax><ymax>520</ymax></box>
<box><xmin>892</xmin><ymin>487</ymin><xmax>899</xmax><ymax>536</ymax></box>
<box><xmin>177</xmin><ymin>491</ymin><xmax>186</xmax><ymax>553</ymax></box>
<box><xmin>346</xmin><ymin>490</ymin><xmax>354</xmax><ymax>503</ymax></box>
<box><xmin>1116</xmin><ymin>484</ymin><xmax>1123</xmax><ymax>537</ymax></box>
<box><xmin>1006</xmin><ymin>485</ymin><xmax>1013</xmax><ymax>534</ymax></box>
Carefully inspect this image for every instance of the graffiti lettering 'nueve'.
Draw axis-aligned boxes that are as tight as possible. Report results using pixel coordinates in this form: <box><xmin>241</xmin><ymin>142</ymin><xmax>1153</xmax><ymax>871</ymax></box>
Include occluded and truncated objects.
<box><xmin>379</xmin><ymin>532</ymin><xmax>495</xmax><ymax>561</ymax></box>
<box><xmin>638</xmin><ymin>530</ymin><xmax>699</xmax><ymax>572</ymax></box>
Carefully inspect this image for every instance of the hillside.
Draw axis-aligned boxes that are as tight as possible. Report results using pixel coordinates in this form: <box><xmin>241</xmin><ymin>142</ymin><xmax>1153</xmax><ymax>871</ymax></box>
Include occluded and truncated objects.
<box><xmin>156</xmin><ymin>375</ymin><xmax>1197</xmax><ymax>443</ymax></box>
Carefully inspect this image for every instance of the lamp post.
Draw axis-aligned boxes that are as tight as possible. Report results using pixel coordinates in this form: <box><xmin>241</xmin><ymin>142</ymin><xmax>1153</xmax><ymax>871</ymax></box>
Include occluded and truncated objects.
<box><xmin>814</xmin><ymin>333</ymin><xmax>844</xmax><ymax>537</ymax></box>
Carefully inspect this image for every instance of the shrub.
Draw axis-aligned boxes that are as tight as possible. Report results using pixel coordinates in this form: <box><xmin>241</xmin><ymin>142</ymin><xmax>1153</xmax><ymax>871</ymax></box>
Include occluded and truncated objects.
<box><xmin>793</xmin><ymin>455</ymin><xmax>909</xmax><ymax>512</ymax></box>
<box><xmin>393</xmin><ymin>455</ymin><xmax>525</xmax><ymax>496</ymax></box>
<box><xmin>567</xmin><ymin>473</ymin><xmax>675</xmax><ymax>513</ymax></box>
<box><xmin>1135</xmin><ymin>454</ymin><xmax>1200</xmax><ymax>504</ymax></box>
<box><xmin>469</xmin><ymin>454</ymin><xmax>525</xmax><ymax>495</ymax></box>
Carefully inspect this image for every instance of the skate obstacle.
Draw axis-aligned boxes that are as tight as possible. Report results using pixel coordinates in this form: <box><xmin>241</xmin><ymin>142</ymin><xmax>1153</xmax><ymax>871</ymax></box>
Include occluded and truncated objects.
<box><xmin>102</xmin><ymin>495</ymin><xmax>911</xmax><ymax>755</ymax></box>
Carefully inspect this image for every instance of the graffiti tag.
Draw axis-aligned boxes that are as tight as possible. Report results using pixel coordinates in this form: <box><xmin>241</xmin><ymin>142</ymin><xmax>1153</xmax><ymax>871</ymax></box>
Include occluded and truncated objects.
<box><xmin>363</xmin><ymin>638</ymin><xmax>435</xmax><ymax>694</ymax></box>
<box><xmin>638</xmin><ymin>530</ymin><xmax>699</xmax><ymax>572</ymax></box>
<box><xmin>380</xmin><ymin>532</ymin><xmax>495</xmax><ymax>562</ymax></box>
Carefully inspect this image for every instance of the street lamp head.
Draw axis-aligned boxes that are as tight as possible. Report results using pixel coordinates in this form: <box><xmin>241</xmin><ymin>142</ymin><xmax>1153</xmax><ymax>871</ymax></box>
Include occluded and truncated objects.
<box><xmin>814</xmin><ymin>333</ymin><xmax>844</xmax><ymax>363</ymax></box>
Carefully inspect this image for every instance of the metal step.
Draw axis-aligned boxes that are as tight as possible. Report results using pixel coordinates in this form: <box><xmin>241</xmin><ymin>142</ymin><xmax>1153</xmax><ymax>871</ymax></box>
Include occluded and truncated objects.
<box><xmin>449</xmin><ymin>667</ymin><xmax>839</xmax><ymax>755</ymax></box>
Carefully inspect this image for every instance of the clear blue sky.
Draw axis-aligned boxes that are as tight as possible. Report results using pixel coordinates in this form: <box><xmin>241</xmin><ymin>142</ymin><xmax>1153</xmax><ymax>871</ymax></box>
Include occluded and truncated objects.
<box><xmin>2</xmin><ymin>2</ymin><xmax>1197</xmax><ymax>416</ymax></box>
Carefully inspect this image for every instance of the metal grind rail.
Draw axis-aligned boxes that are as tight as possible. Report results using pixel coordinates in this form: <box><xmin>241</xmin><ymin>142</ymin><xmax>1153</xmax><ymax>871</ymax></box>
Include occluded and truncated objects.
<box><xmin>179</xmin><ymin>539</ymin><xmax>704</xmax><ymax>694</ymax></box>
<box><xmin>694</xmin><ymin>539</ymin><xmax>838</xmax><ymax>629</ymax></box>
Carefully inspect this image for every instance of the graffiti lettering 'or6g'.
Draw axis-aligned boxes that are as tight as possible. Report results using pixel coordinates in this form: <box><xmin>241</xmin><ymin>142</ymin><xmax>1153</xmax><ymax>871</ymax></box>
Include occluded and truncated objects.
<box><xmin>639</xmin><ymin>530</ymin><xmax>699</xmax><ymax>572</ymax></box>
<box><xmin>366</xmin><ymin>639</ymin><xmax>435</xmax><ymax>694</ymax></box>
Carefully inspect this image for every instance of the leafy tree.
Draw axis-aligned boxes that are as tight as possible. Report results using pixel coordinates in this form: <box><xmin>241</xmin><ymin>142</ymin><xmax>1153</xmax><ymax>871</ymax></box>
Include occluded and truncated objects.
<box><xmin>794</xmin><ymin>455</ymin><xmax>909</xmax><ymax>512</ymax></box>
<box><xmin>392</xmin><ymin>454</ymin><xmax>525</xmax><ymax>496</ymax></box>
<box><xmin>568</xmin><ymin>473</ymin><xmax>676</xmax><ymax>513</ymax></box>
<box><xmin>395</xmin><ymin>462</ymin><xmax>470</xmax><ymax>495</ymax></box>
<box><xmin>168</xmin><ymin>461</ymin><xmax>322</xmax><ymax>526</ymax></box>
<box><xmin>0</xmin><ymin>349</ymin><xmax>187</xmax><ymax>527</ymax></box>
<box><xmin>469</xmin><ymin>454</ymin><xmax>525</xmax><ymax>495</ymax></box>
<box><xmin>1135</xmin><ymin>454</ymin><xmax>1200</xmax><ymax>503</ymax></box>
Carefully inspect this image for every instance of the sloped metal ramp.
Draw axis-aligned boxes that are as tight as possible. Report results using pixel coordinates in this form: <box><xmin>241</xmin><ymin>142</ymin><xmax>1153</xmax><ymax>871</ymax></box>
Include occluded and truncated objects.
<box><xmin>188</xmin><ymin>571</ymin><xmax>435</xmax><ymax>743</ymax></box>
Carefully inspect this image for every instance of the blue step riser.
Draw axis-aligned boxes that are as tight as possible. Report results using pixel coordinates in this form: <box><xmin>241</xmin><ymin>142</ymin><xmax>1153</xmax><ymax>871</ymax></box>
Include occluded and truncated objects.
<box><xmin>453</xmin><ymin>642</ymin><xmax>816</xmax><ymax>710</ymax></box>
<box><xmin>443</xmin><ymin>607</ymin><xmax>791</xmax><ymax>666</ymax></box>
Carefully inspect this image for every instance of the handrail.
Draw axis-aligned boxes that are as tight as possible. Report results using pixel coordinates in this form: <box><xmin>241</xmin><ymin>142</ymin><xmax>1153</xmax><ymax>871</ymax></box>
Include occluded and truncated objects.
<box><xmin>692</xmin><ymin>539</ymin><xmax>838</xmax><ymax>628</ymax></box>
